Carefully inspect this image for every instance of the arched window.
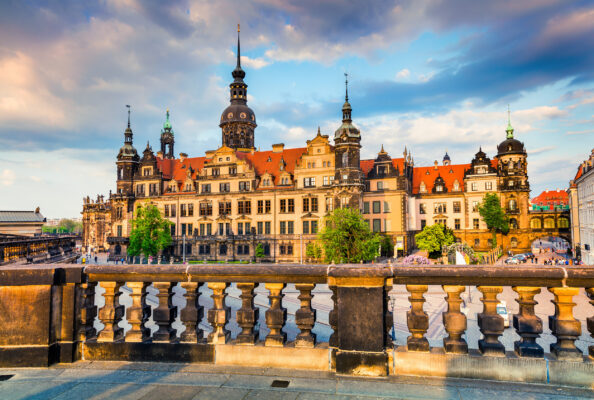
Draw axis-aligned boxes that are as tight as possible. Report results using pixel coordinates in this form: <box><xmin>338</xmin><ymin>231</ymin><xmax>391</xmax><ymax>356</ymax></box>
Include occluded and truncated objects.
<box><xmin>558</xmin><ymin>217</ymin><xmax>569</xmax><ymax>228</ymax></box>
<box><xmin>508</xmin><ymin>199</ymin><xmax>517</xmax><ymax>211</ymax></box>
<box><xmin>510</xmin><ymin>218</ymin><xmax>518</xmax><ymax>229</ymax></box>
<box><xmin>530</xmin><ymin>218</ymin><xmax>542</xmax><ymax>229</ymax></box>
<box><xmin>511</xmin><ymin>237</ymin><xmax>518</xmax><ymax>247</ymax></box>
<box><xmin>544</xmin><ymin>218</ymin><xmax>555</xmax><ymax>229</ymax></box>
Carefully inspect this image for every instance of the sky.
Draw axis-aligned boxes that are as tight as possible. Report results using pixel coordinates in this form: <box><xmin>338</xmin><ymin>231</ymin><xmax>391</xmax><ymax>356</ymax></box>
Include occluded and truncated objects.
<box><xmin>0</xmin><ymin>0</ymin><xmax>593</xmax><ymax>219</ymax></box>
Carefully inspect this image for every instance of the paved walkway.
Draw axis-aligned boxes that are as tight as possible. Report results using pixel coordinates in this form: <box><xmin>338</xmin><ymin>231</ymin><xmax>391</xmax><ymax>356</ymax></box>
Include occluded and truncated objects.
<box><xmin>0</xmin><ymin>361</ymin><xmax>592</xmax><ymax>400</ymax></box>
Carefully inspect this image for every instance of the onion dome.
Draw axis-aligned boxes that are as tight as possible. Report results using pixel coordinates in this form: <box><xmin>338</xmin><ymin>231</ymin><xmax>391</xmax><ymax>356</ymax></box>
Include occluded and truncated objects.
<box><xmin>117</xmin><ymin>105</ymin><xmax>138</xmax><ymax>160</ymax></box>
<box><xmin>162</xmin><ymin>109</ymin><xmax>173</xmax><ymax>133</ymax></box>
<box><xmin>497</xmin><ymin>106</ymin><xmax>526</xmax><ymax>156</ymax></box>
<box><xmin>443</xmin><ymin>151</ymin><xmax>450</xmax><ymax>162</ymax></box>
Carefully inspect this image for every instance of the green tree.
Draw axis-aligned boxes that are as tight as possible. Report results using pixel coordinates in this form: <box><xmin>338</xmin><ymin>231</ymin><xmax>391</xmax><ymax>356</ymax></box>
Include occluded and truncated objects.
<box><xmin>378</xmin><ymin>235</ymin><xmax>394</xmax><ymax>257</ymax></box>
<box><xmin>127</xmin><ymin>205</ymin><xmax>173</xmax><ymax>258</ymax></box>
<box><xmin>478</xmin><ymin>193</ymin><xmax>509</xmax><ymax>248</ymax></box>
<box><xmin>305</xmin><ymin>242</ymin><xmax>322</xmax><ymax>261</ymax></box>
<box><xmin>415</xmin><ymin>224</ymin><xmax>455</xmax><ymax>259</ymax></box>
<box><xmin>58</xmin><ymin>219</ymin><xmax>82</xmax><ymax>233</ymax></box>
<box><xmin>318</xmin><ymin>208</ymin><xmax>380</xmax><ymax>263</ymax></box>
<box><xmin>255</xmin><ymin>243</ymin><xmax>265</xmax><ymax>259</ymax></box>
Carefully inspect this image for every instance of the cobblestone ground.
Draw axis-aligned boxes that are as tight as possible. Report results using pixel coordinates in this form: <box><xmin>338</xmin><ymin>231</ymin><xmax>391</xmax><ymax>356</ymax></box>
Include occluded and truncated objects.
<box><xmin>0</xmin><ymin>362</ymin><xmax>592</xmax><ymax>400</ymax></box>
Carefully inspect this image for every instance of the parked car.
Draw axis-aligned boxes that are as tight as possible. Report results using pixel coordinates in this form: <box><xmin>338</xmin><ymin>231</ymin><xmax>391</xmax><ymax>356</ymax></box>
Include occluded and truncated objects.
<box><xmin>497</xmin><ymin>301</ymin><xmax>509</xmax><ymax>328</ymax></box>
<box><xmin>505</xmin><ymin>257</ymin><xmax>519</xmax><ymax>264</ymax></box>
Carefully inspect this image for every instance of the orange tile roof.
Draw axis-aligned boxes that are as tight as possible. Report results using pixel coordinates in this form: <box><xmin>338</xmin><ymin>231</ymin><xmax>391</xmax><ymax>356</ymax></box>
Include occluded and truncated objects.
<box><xmin>531</xmin><ymin>189</ymin><xmax>568</xmax><ymax>204</ymax></box>
<box><xmin>157</xmin><ymin>157</ymin><xmax>207</xmax><ymax>181</ymax></box>
<box><xmin>412</xmin><ymin>163</ymin><xmax>468</xmax><ymax>194</ymax></box>
<box><xmin>359</xmin><ymin>158</ymin><xmax>405</xmax><ymax>177</ymax></box>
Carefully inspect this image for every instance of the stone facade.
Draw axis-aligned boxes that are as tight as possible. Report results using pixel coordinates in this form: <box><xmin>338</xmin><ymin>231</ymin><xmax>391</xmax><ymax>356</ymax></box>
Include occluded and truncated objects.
<box><xmin>569</xmin><ymin>149</ymin><xmax>594</xmax><ymax>263</ymax></box>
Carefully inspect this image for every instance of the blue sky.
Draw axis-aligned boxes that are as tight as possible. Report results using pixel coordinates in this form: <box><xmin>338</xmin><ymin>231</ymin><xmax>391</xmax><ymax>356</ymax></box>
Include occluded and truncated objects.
<box><xmin>0</xmin><ymin>0</ymin><xmax>593</xmax><ymax>218</ymax></box>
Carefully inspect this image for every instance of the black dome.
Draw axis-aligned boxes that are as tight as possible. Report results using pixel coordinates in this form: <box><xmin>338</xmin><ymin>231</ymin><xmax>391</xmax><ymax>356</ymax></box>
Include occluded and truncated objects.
<box><xmin>219</xmin><ymin>104</ymin><xmax>257</xmax><ymax>127</ymax></box>
<box><xmin>497</xmin><ymin>138</ymin><xmax>526</xmax><ymax>156</ymax></box>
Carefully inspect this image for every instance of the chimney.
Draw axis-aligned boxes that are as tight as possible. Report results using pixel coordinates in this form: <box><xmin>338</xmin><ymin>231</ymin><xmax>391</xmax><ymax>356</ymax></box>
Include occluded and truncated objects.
<box><xmin>179</xmin><ymin>152</ymin><xmax>187</xmax><ymax>163</ymax></box>
<box><xmin>434</xmin><ymin>160</ymin><xmax>438</xmax><ymax>170</ymax></box>
<box><xmin>272</xmin><ymin>143</ymin><xmax>285</xmax><ymax>153</ymax></box>
<box><xmin>156</xmin><ymin>151</ymin><xmax>164</xmax><ymax>159</ymax></box>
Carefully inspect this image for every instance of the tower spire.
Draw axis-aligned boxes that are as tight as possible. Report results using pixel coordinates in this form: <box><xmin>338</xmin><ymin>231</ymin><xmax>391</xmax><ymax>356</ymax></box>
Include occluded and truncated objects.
<box><xmin>236</xmin><ymin>23</ymin><xmax>241</xmax><ymax>69</ymax></box>
<box><xmin>506</xmin><ymin>104</ymin><xmax>514</xmax><ymax>139</ymax></box>
<box><xmin>126</xmin><ymin>104</ymin><xmax>131</xmax><ymax>128</ymax></box>
<box><xmin>344</xmin><ymin>72</ymin><xmax>349</xmax><ymax>102</ymax></box>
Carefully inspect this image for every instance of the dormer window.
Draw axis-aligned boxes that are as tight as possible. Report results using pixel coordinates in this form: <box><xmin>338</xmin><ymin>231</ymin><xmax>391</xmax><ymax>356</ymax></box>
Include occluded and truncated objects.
<box><xmin>420</xmin><ymin>182</ymin><xmax>426</xmax><ymax>193</ymax></box>
<box><xmin>453</xmin><ymin>180</ymin><xmax>460</xmax><ymax>191</ymax></box>
<box><xmin>436</xmin><ymin>185</ymin><xmax>443</xmax><ymax>192</ymax></box>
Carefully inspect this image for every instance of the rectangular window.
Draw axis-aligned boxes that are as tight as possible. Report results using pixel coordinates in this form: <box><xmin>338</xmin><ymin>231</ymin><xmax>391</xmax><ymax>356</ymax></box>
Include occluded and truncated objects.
<box><xmin>180</xmin><ymin>204</ymin><xmax>187</xmax><ymax>217</ymax></box>
<box><xmin>288</xmin><ymin>199</ymin><xmax>295</xmax><ymax>213</ymax></box>
<box><xmin>311</xmin><ymin>220</ymin><xmax>318</xmax><ymax>234</ymax></box>
<box><xmin>373</xmin><ymin>201</ymin><xmax>381</xmax><ymax>214</ymax></box>
<box><xmin>303</xmin><ymin>177</ymin><xmax>316</xmax><ymax>187</ymax></box>
<box><xmin>265</xmin><ymin>221</ymin><xmax>271</xmax><ymax>234</ymax></box>
<box><xmin>287</xmin><ymin>245</ymin><xmax>293</xmax><ymax>255</ymax></box>
<box><xmin>207</xmin><ymin>224</ymin><xmax>212</xmax><ymax>235</ymax></box>
<box><xmin>326</xmin><ymin>198</ymin><xmax>333</xmax><ymax>212</ymax></box>
<box><xmin>229</xmin><ymin>166</ymin><xmax>237</xmax><ymax>175</ymax></box>
<box><xmin>372</xmin><ymin>219</ymin><xmax>381</xmax><ymax>232</ymax></box>
<box><xmin>218</xmin><ymin>223</ymin><xmax>224</xmax><ymax>235</ymax></box>
<box><xmin>485</xmin><ymin>182</ymin><xmax>493</xmax><ymax>190</ymax></box>
<box><xmin>323</xmin><ymin>176</ymin><xmax>329</xmax><ymax>186</ymax></box>
<box><xmin>245</xmin><ymin>222</ymin><xmax>251</xmax><ymax>234</ymax></box>
<box><xmin>257</xmin><ymin>221</ymin><xmax>263</xmax><ymax>235</ymax></box>
<box><xmin>311</xmin><ymin>197</ymin><xmax>318</xmax><ymax>212</ymax></box>
<box><xmin>288</xmin><ymin>221</ymin><xmax>294</xmax><ymax>234</ymax></box>
<box><xmin>473</xmin><ymin>218</ymin><xmax>480</xmax><ymax>229</ymax></box>
<box><xmin>280</xmin><ymin>221</ymin><xmax>286</xmax><ymax>234</ymax></box>
<box><xmin>164</xmin><ymin>204</ymin><xmax>170</xmax><ymax>217</ymax></box>
<box><xmin>238</xmin><ymin>222</ymin><xmax>243</xmax><ymax>235</ymax></box>
<box><xmin>377</xmin><ymin>181</ymin><xmax>384</xmax><ymax>190</ymax></box>
<box><xmin>170</xmin><ymin>225</ymin><xmax>175</xmax><ymax>236</ymax></box>
<box><xmin>434</xmin><ymin>203</ymin><xmax>446</xmax><ymax>214</ymax></box>
<box><xmin>363</xmin><ymin>202</ymin><xmax>370</xmax><ymax>214</ymax></box>
<box><xmin>303</xmin><ymin>198</ymin><xmax>310</xmax><ymax>212</ymax></box>
<box><xmin>280</xmin><ymin>199</ymin><xmax>286</xmax><ymax>213</ymax></box>
<box><xmin>171</xmin><ymin>205</ymin><xmax>176</xmax><ymax>217</ymax></box>
<box><xmin>454</xmin><ymin>219</ymin><xmax>461</xmax><ymax>230</ymax></box>
<box><xmin>265</xmin><ymin>200</ymin><xmax>271</xmax><ymax>213</ymax></box>
<box><xmin>117</xmin><ymin>225</ymin><xmax>122</xmax><ymax>236</ymax></box>
<box><xmin>419</xmin><ymin>203</ymin><xmax>426</xmax><ymax>214</ymax></box>
<box><xmin>201</xmin><ymin>184</ymin><xmax>211</xmax><ymax>193</ymax></box>
<box><xmin>453</xmin><ymin>201</ymin><xmax>461</xmax><ymax>213</ymax></box>
<box><xmin>219</xmin><ymin>182</ymin><xmax>230</xmax><ymax>192</ymax></box>
<box><xmin>420</xmin><ymin>219</ymin><xmax>426</xmax><ymax>229</ymax></box>
<box><xmin>188</xmin><ymin>204</ymin><xmax>194</xmax><ymax>216</ymax></box>
<box><xmin>239</xmin><ymin>181</ymin><xmax>250</xmax><ymax>191</ymax></box>
<box><xmin>200</xmin><ymin>224</ymin><xmax>205</xmax><ymax>236</ymax></box>
<box><xmin>383</xmin><ymin>201</ymin><xmax>390</xmax><ymax>213</ymax></box>
<box><xmin>212</xmin><ymin>168</ymin><xmax>220</xmax><ymax>177</ymax></box>
<box><xmin>471</xmin><ymin>182</ymin><xmax>477</xmax><ymax>191</ymax></box>
<box><xmin>257</xmin><ymin>200</ymin><xmax>264</xmax><ymax>214</ymax></box>
<box><xmin>303</xmin><ymin>221</ymin><xmax>309</xmax><ymax>234</ymax></box>
<box><xmin>472</xmin><ymin>201</ymin><xmax>479</xmax><ymax>212</ymax></box>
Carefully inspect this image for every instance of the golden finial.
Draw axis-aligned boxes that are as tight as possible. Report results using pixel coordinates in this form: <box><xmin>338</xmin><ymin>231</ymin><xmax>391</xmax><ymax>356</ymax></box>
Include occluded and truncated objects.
<box><xmin>237</xmin><ymin>23</ymin><xmax>240</xmax><ymax>32</ymax></box>
<box><xmin>166</xmin><ymin>107</ymin><xmax>169</xmax><ymax>113</ymax></box>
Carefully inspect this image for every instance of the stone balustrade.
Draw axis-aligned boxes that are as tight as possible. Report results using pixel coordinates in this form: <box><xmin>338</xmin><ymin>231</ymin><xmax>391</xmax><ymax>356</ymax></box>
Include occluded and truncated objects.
<box><xmin>0</xmin><ymin>263</ymin><xmax>593</xmax><ymax>387</ymax></box>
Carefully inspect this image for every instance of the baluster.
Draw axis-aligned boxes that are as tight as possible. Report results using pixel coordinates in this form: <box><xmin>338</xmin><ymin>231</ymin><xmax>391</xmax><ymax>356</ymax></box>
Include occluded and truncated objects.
<box><xmin>265</xmin><ymin>283</ymin><xmax>287</xmax><ymax>346</ymax></box>
<box><xmin>406</xmin><ymin>284</ymin><xmax>429</xmax><ymax>352</ymax></box>
<box><xmin>477</xmin><ymin>286</ymin><xmax>505</xmax><ymax>356</ymax></box>
<box><xmin>207</xmin><ymin>282</ymin><xmax>230</xmax><ymax>344</ymax></box>
<box><xmin>77</xmin><ymin>282</ymin><xmax>97</xmax><ymax>342</ymax></box>
<box><xmin>328</xmin><ymin>284</ymin><xmax>338</xmax><ymax>348</ymax></box>
<box><xmin>295</xmin><ymin>284</ymin><xmax>316</xmax><ymax>348</ymax></box>
<box><xmin>587</xmin><ymin>287</ymin><xmax>594</xmax><ymax>359</ymax></box>
<box><xmin>442</xmin><ymin>285</ymin><xmax>467</xmax><ymax>354</ymax></box>
<box><xmin>152</xmin><ymin>282</ymin><xmax>177</xmax><ymax>342</ymax></box>
<box><xmin>548</xmin><ymin>287</ymin><xmax>582</xmax><ymax>361</ymax></box>
<box><xmin>180</xmin><ymin>282</ymin><xmax>203</xmax><ymax>343</ymax></box>
<box><xmin>512</xmin><ymin>286</ymin><xmax>543</xmax><ymax>357</ymax></box>
<box><xmin>125</xmin><ymin>282</ymin><xmax>151</xmax><ymax>342</ymax></box>
<box><xmin>385</xmin><ymin>279</ymin><xmax>394</xmax><ymax>349</ymax></box>
<box><xmin>236</xmin><ymin>283</ymin><xmax>259</xmax><ymax>345</ymax></box>
<box><xmin>97</xmin><ymin>281</ymin><xmax>124</xmax><ymax>342</ymax></box>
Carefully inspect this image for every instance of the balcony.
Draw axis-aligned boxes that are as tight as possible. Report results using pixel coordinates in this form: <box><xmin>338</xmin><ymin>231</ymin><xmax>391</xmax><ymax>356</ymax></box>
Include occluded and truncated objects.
<box><xmin>0</xmin><ymin>264</ymin><xmax>592</xmax><ymax>389</ymax></box>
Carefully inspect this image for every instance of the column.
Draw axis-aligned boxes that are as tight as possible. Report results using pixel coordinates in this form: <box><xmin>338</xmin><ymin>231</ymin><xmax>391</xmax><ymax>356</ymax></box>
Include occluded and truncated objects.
<box><xmin>180</xmin><ymin>282</ymin><xmax>203</xmax><ymax>343</ymax></box>
<box><xmin>125</xmin><ymin>282</ymin><xmax>151</xmax><ymax>342</ymax></box>
<box><xmin>406</xmin><ymin>284</ymin><xmax>429</xmax><ymax>352</ymax></box>
<box><xmin>96</xmin><ymin>281</ymin><xmax>124</xmax><ymax>342</ymax></box>
<box><xmin>152</xmin><ymin>282</ymin><xmax>177</xmax><ymax>342</ymax></box>
<box><xmin>264</xmin><ymin>283</ymin><xmax>286</xmax><ymax>346</ymax></box>
<box><xmin>442</xmin><ymin>285</ymin><xmax>468</xmax><ymax>354</ymax></box>
<box><xmin>207</xmin><ymin>282</ymin><xmax>229</xmax><ymax>344</ymax></box>
<box><xmin>512</xmin><ymin>286</ymin><xmax>543</xmax><ymax>357</ymax></box>
<box><xmin>477</xmin><ymin>286</ymin><xmax>505</xmax><ymax>356</ymax></box>
<box><xmin>236</xmin><ymin>283</ymin><xmax>259</xmax><ymax>345</ymax></box>
<box><xmin>549</xmin><ymin>287</ymin><xmax>582</xmax><ymax>361</ymax></box>
<box><xmin>294</xmin><ymin>283</ymin><xmax>316</xmax><ymax>348</ymax></box>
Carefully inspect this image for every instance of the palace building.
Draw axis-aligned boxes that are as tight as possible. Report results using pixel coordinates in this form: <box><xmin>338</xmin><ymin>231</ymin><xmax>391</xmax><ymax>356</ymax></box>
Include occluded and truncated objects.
<box><xmin>83</xmin><ymin>29</ymin><xmax>538</xmax><ymax>262</ymax></box>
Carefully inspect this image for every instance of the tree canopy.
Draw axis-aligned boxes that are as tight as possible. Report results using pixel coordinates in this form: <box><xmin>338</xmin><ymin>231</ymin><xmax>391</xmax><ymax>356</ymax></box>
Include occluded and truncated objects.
<box><xmin>415</xmin><ymin>224</ymin><xmax>455</xmax><ymax>258</ymax></box>
<box><xmin>478</xmin><ymin>193</ymin><xmax>509</xmax><ymax>248</ymax></box>
<box><xmin>318</xmin><ymin>207</ymin><xmax>380</xmax><ymax>263</ymax></box>
<box><xmin>127</xmin><ymin>205</ymin><xmax>173</xmax><ymax>258</ymax></box>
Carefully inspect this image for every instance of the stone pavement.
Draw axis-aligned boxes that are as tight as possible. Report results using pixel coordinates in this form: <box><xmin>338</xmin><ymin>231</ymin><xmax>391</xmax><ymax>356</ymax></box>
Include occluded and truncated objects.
<box><xmin>0</xmin><ymin>362</ymin><xmax>593</xmax><ymax>400</ymax></box>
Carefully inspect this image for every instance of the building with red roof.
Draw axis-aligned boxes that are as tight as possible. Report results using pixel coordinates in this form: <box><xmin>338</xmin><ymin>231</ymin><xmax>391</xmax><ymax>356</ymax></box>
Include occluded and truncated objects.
<box><xmin>83</xmin><ymin>30</ymin><xmax>557</xmax><ymax>261</ymax></box>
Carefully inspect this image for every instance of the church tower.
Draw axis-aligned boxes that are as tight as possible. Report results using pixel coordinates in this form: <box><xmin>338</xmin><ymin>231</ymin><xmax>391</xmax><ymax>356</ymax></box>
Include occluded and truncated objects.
<box><xmin>219</xmin><ymin>25</ymin><xmax>257</xmax><ymax>151</ymax></box>
<box><xmin>160</xmin><ymin>109</ymin><xmax>175</xmax><ymax>159</ymax></box>
<box><xmin>116</xmin><ymin>105</ymin><xmax>139</xmax><ymax>196</ymax></box>
<box><xmin>333</xmin><ymin>74</ymin><xmax>363</xmax><ymax>208</ymax></box>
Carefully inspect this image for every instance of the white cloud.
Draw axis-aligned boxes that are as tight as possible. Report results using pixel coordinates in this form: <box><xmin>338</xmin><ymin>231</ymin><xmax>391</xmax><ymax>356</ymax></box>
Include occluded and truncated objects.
<box><xmin>396</xmin><ymin>68</ymin><xmax>410</xmax><ymax>80</ymax></box>
<box><xmin>1</xmin><ymin>169</ymin><xmax>15</xmax><ymax>186</ymax></box>
<box><xmin>566</xmin><ymin>129</ymin><xmax>594</xmax><ymax>135</ymax></box>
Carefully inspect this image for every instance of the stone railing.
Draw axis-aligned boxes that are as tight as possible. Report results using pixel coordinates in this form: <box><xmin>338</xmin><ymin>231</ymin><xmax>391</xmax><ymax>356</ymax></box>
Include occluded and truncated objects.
<box><xmin>0</xmin><ymin>264</ymin><xmax>592</xmax><ymax>387</ymax></box>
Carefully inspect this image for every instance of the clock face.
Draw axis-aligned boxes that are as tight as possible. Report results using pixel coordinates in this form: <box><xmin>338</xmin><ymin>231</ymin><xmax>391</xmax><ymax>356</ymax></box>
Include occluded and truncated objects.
<box><xmin>227</xmin><ymin>112</ymin><xmax>233</xmax><ymax>119</ymax></box>
<box><xmin>240</xmin><ymin>112</ymin><xmax>247</xmax><ymax>119</ymax></box>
